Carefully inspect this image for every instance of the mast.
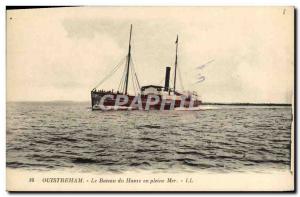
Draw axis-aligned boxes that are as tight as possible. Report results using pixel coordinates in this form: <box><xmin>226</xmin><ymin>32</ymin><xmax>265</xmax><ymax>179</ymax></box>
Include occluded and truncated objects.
<box><xmin>124</xmin><ymin>24</ymin><xmax>132</xmax><ymax>95</ymax></box>
<box><xmin>173</xmin><ymin>35</ymin><xmax>178</xmax><ymax>93</ymax></box>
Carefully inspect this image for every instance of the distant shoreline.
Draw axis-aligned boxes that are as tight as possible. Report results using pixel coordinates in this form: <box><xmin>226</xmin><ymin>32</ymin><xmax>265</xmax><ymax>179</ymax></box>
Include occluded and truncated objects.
<box><xmin>7</xmin><ymin>101</ymin><xmax>292</xmax><ymax>106</ymax></box>
<box><xmin>202</xmin><ymin>102</ymin><xmax>292</xmax><ymax>106</ymax></box>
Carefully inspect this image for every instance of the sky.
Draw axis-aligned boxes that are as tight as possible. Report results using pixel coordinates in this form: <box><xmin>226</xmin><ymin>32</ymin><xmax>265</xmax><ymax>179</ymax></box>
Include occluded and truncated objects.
<box><xmin>6</xmin><ymin>7</ymin><xmax>294</xmax><ymax>103</ymax></box>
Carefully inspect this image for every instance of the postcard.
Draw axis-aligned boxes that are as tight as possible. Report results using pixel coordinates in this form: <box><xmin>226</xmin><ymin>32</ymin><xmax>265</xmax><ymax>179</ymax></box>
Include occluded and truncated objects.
<box><xmin>6</xmin><ymin>6</ymin><xmax>294</xmax><ymax>191</ymax></box>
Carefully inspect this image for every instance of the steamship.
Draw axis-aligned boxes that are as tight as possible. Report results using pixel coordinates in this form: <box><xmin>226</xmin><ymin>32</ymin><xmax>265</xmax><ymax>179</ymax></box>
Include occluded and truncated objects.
<box><xmin>90</xmin><ymin>25</ymin><xmax>202</xmax><ymax>110</ymax></box>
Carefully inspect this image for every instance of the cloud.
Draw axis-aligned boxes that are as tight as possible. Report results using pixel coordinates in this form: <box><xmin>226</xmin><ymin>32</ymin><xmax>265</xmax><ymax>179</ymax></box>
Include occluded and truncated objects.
<box><xmin>7</xmin><ymin>7</ymin><xmax>294</xmax><ymax>103</ymax></box>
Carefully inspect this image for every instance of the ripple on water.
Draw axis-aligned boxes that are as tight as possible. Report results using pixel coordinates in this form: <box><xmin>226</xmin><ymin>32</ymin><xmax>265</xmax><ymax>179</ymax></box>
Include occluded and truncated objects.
<box><xmin>6</xmin><ymin>102</ymin><xmax>292</xmax><ymax>172</ymax></box>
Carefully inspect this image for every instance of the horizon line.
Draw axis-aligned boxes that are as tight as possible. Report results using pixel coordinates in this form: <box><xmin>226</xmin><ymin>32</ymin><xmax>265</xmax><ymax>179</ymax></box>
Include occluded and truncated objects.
<box><xmin>6</xmin><ymin>100</ymin><xmax>293</xmax><ymax>106</ymax></box>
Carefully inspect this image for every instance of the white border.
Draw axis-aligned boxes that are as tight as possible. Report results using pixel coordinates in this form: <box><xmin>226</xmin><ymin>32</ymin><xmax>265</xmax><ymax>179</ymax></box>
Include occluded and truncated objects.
<box><xmin>2</xmin><ymin>0</ymin><xmax>300</xmax><ymax>6</ymax></box>
<box><xmin>0</xmin><ymin>0</ymin><xmax>298</xmax><ymax>196</ymax></box>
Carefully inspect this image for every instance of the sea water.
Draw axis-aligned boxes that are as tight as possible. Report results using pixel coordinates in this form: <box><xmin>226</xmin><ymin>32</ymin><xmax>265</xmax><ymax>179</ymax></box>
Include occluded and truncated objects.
<box><xmin>6</xmin><ymin>102</ymin><xmax>292</xmax><ymax>173</ymax></box>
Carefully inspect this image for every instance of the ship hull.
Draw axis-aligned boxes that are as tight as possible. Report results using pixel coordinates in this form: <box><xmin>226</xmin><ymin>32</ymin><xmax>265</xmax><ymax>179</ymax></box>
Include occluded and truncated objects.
<box><xmin>91</xmin><ymin>91</ymin><xmax>201</xmax><ymax>110</ymax></box>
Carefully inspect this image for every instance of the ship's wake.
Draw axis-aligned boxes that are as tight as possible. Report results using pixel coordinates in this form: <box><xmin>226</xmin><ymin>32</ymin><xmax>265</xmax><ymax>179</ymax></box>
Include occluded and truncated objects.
<box><xmin>92</xmin><ymin>105</ymin><xmax>203</xmax><ymax>111</ymax></box>
<box><xmin>174</xmin><ymin>107</ymin><xmax>202</xmax><ymax>111</ymax></box>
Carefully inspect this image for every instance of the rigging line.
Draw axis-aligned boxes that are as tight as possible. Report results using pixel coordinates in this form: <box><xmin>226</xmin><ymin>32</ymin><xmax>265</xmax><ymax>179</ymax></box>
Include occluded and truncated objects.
<box><xmin>131</xmin><ymin>59</ymin><xmax>141</xmax><ymax>94</ymax></box>
<box><xmin>133</xmin><ymin>68</ymin><xmax>138</xmax><ymax>93</ymax></box>
<box><xmin>169</xmin><ymin>50</ymin><xmax>176</xmax><ymax>91</ymax></box>
<box><xmin>130</xmin><ymin>56</ymin><xmax>137</xmax><ymax>89</ymax></box>
<box><xmin>94</xmin><ymin>56</ymin><xmax>127</xmax><ymax>89</ymax></box>
<box><xmin>118</xmin><ymin>58</ymin><xmax>128</xmax><ymax>92</ymax></box>
<box><xmin>118</xmin><ymin>70</ymin><xmax>124</xmax><ymax>92</ymax></box>
<box><xmin>130</xmin><ymin>56</ymin><xmax>141</xmax><ymax>90</ymax></box>
<box><xmin>122</xmin><ymin>55</ymin><xmax>128</xmax><ymax>94</ymax></box>
<box><xmin>120</xmin><ymin>72</ymin><xmax>127</xmax><ymax>93</ymax></box>
<box><xmin>118</xmin><ymin>68</ymin><xmax>126</xmax><ymax>93</ymax></box>
<box><xmin>174</xmin><ymin>48</ymin><xmax>184</xmax><ymax>91</ymax></box>
<box><xmin>135</xmin><ymin>72</ymin><xmax>141</xmax><ymax>90</ymax></box>
<box><xmin>131</xmin><ymin>59</ymin><xmax>140</xmax><ymax>94</ymax></box>
<box><xmin>96</xmin><ymin>57</ymin><xmax>125</xmax><ymax>88</ymax></box>
<box><xmin>130</xmin><ymin>63</ymin><xmax>137</xmax><ymax>95</ymax></box>
<box><xmin>130</xmin><ymin>56</ymin><xmax>137</xmax><ymax>77</ymax></box>
<box><xmin>177</xmin><ymin>64</ymin><xmax>184</xmax><ymax>91</ymax></box>
<box><xmin>121</xmin><ymin>56</ymin><xmax>128</xmax><ymax>94</ymax></box>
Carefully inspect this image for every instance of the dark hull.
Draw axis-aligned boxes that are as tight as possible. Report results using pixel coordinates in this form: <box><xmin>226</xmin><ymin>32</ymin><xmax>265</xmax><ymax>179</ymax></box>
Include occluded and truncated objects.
<box><xmin>91</xmin><ymin>91</ymin><xmax>201</xmax><ymax>110</ymax></box>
